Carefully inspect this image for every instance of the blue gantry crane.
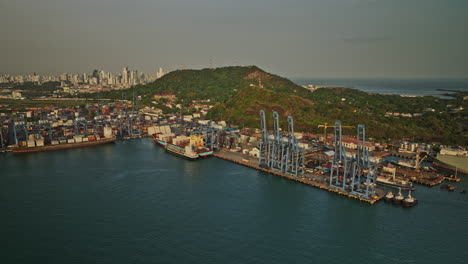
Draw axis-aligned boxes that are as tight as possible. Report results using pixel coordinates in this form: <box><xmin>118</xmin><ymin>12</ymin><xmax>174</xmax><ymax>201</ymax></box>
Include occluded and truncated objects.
<box><xmin>329</xmin><ymin>122</ymin><xmax>376</xmax><ymax>198</ymax></box>
<box><xmin>13</xmin><ymin>120</ymin><xmax>29</xmax><ymax>145</ymax></box>
<box><xmin>74</xmin><ymin>117</ymin><xmax>88</xmax><ymax>136</ymax></box>
<box><xmin>258</xmin><ymin>110</ymin><xmax>305</xmax><ymax>177</ymax></box>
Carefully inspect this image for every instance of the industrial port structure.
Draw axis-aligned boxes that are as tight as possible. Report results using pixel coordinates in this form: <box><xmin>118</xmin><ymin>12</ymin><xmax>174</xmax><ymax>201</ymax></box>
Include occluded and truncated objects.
<box><xmin>1</xmin><ymin>104</ymin><xmax>457</xmax><ymax>203</ymax></box>
<box><xmin>256</xmin><ymin>110</ymin><xmax>378</xmax><ymax>201</ymax></box>
<box><xmin>329</xmin><ymin>122</ymin><xmax>377</xmax><ymax>199</ymax></box>
<box><xmin>258</xmin><ymin>110</ymin><xmax>305</xmax><ymax>177</ymax></box>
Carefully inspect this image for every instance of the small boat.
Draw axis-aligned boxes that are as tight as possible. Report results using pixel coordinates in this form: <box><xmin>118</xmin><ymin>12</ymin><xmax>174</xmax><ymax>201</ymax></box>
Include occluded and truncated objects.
<box><xmin>384</xmin><ymin>191</ymin><xmax>394</xmax><ymax>203</ymax></box>
<box><xmin>392</xmin><ymin>188</ymin><xmax>404</xmax><ymax>205</ymax></box>
<box><xmin>440</xmin><ymin>184</ymin><xmax>455</xmax><ymax>192</ymax></box>
<box><xmin>460</xmin><ymin>190</ymin><xmax>466</xmax><ymax>194</ymax></box>
<box><xmin>403</xmin><ymin>190</ymin><xmax>418</xmax><ymax>207</ymax></box>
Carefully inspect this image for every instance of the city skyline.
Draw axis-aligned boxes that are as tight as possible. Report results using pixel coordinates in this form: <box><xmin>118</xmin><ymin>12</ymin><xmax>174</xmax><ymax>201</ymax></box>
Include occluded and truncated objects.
<box><xmin>0</xmin><ymin>67</ymin><xmax>168</xmax><ymax>94</ymax></box>
<box><xmin>1</xmin><ymin>0</ymin><xmax>467</xmax><ymax>79</ymax></box>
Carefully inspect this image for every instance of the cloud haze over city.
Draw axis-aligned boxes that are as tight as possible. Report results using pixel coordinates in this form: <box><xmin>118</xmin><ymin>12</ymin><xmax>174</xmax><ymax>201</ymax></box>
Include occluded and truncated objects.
<box><xmin>1</xmin><ymin>0</ymin><xmax>467</xmax><ymax>78</ymax></box>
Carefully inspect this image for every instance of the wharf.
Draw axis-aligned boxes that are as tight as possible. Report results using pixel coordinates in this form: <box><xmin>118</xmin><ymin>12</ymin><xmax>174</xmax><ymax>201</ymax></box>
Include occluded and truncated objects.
<box><xmin>395</xmin><ymin>167</ymin><xmax>445</xmax><ymax>187</ymax></box>
<box><xmin>444</xmin><ymin>176</ymin><xmax>461</xmax><ymax>183</ymax></box>
<box><xmin>213</xmin><ymin>150</ymin><xmax>384</xmax><ymax>204</ymax></box>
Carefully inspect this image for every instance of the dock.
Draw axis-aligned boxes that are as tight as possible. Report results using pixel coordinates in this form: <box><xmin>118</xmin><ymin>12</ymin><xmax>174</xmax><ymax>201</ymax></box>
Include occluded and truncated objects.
<box><xmin>213</xmin><ymin>150</ymin><xmax>384</xmax><ymax>204</ymax></box>
<box><xmin>395</xmin><ymin>167</ymin><xmax>446</xmax><ymax>187</ymax></box>
<box><xmin>444</xmin><ymin>176</ymin><xmax>461</xmax><ymax>183</ymax></box>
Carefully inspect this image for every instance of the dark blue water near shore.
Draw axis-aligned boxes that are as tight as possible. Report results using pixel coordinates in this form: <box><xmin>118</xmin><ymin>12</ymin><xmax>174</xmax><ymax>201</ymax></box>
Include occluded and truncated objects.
<box><xmin>293</xmin><ymin>78</ymin><xmax>468</xmax><ymax>97</ymax></box>
<box><xmin>1</xmin><ymin>139</ymin><xmax>467</xmax><ymax>263</ymax></box>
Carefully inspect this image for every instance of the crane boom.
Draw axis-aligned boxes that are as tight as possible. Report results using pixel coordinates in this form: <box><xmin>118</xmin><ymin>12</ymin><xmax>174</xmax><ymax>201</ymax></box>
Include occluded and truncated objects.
<box><xmin>317</xmin><ymin>123</ymin><xmax>355</xmax><ymax>144</ymax></box>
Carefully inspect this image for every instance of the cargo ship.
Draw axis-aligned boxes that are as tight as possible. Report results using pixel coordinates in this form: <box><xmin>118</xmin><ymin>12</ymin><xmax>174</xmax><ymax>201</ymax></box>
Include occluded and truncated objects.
<box><xmin>151</xmin><ymin>131</ymin><xmax>213</xmax><ymax>160</ymax></box>
<box><xmin>432</xmin><ymin>148</ymin><xmax>468</xmax><ymax>175</ymax></box>
<box><xmin>376</xmin><ymin>176</ymin><xmax>415</xmax><ymax>190</ymax></box>
<box><xmin>377</xmin><ymin>165</ymin><xmax>415</xmax><ymax>190</ymax></box>
<box><xmin>9</xmin><ymin>135</ymin><xmax>116</xmax><ymax>153</ymax></box>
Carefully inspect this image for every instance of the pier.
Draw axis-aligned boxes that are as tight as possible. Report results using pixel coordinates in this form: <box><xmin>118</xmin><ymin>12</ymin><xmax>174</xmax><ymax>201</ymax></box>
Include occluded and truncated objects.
<box><xmin>213</xmin><ymin>150</ymin><xmax>384</xmax><ymax>204</ymax></box>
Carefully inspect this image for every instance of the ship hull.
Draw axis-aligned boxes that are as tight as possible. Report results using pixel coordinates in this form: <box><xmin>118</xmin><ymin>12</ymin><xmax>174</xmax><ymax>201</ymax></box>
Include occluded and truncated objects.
<box><xmin>384</xmin><ymin>197</ymin><xmax>393</xmax><ymax>203</ymax></box>
<box><xmin>154</xmin><ymin>140</ymin><xmax>167</xmax><ymax>147</ymax></box>
<box><xmin>392</xmin><ymin>198</ymin><xmax>404</xmax><ymax>205</ymax></box>
<box><xmin>433</xmin><ymin>160</ymin><xmax>468</xmax><ymax>175</ymax></box>
<box><xmin>152</xmin><ymin>136</ymin><xmax>213</xmax><ymax>160</ymax></box>
<box><xmin>11</xmin><ymin>138</ymin><xmax>116</xmax><ymax>153</ymax></box>
<box><xmin>376</xmin><ymin>180</ymin><xmax>415</xmax><ymax>191</ymax></box>
<box><xmin>165</xmin><ymin>147</ymin><xmax>200</xmax><ymax>161</ymax></box>
<box><xmin>198</xmin><ymin>150</ymin><xmax>214</xmax><ymax>158</ymax></box>
<box><xmin>403</xmin><ymin>200</ymin><xmax>418</xmax><ymax>207</ymax></box>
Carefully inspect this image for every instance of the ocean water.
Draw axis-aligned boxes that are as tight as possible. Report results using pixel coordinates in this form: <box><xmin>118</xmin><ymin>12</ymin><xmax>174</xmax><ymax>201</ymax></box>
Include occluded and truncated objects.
<box><xmin>293</xmin><ymin>78</ymin><xmax>468</xmax><ymax>97</ymax></box>
<box><xmin>1</xmin><ymin>139</ymin><xmax>467</xmax><ymax>263</ymax></box>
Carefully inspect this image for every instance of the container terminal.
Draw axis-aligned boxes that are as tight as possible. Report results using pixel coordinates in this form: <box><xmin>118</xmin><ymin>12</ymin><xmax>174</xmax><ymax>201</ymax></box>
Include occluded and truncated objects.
<box><xmin>1</xmin><ymin>104</ymin><xmax>464</xmax><ymax>202</ymax></box>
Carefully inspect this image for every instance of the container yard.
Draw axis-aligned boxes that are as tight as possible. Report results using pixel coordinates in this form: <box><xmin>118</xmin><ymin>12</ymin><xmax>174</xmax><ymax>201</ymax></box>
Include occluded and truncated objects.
<box><xmin>1</xmin><ymin>104</ymin><xmax>463</xmax><ymax>204</ymax></box>
<box><xmin>0</xmin><ymin>102</ymin><xmax>159</xmax><ymax>152</ymax></box>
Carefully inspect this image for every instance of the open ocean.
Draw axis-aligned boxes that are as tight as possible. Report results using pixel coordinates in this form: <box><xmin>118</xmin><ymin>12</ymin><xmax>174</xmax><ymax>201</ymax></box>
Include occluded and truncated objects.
<box><xmin>1</xmin><ymin>139</ymin><xmax>467</xmax><ymax>264</ymax></box>
<box><xmin>293</xmin><ymin>78</ymin><xmax>468</xmax><ymax>98</ymax></box>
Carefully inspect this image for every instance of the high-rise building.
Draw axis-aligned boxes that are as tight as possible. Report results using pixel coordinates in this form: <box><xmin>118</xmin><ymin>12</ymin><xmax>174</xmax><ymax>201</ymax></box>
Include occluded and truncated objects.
<box><xmin>156</xmin><ymin>67</ymin><xmax>166</xmax><ymax>79</ymax></box>
<box><xmin>60</xmin><ymin>73</ymin><xmax>68</xmax><ymax>82</ymax></box>
<box><xmin>122</xmin><ymin>67</ymin><xmax>129</xmax><ymax>85</ymax></box>
<box><xmin>107</xmin><ymin>73</ymin><xmax>113</xmax><ymax>85</ymax></box>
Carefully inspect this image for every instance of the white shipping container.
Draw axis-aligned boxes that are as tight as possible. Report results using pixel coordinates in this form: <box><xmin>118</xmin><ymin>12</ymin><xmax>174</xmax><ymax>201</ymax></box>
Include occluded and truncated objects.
<box><xmin>67</xmin><ymin>139</ymin><xmax>75</xmax><ymax>144</ymax></box>
<box><xmin>104</xmin><ymin>127</ymin><xmax>113</xmax><ymax>138</ymax></box>
<box><xmin>27</xmin><ymin>140</ymin><xmax>35</xmax><ymax>147</ymax></box>
<box><xmin>298</xmin><ymin>143</ymin><xmax>309</xmax><ymax>149</ymax></box>
<box><xmin>35</xmin><ymin>139</ymin><xmax>44</xmax><ymax>147</ymax></box>
<box><xmin>82</xmin><ymin>137</ymin><xmax>89</xmax><ymax>142</ymax></box>
<box><xmin>51</xmin><ymin>140</ymin><xmax>59</xmax><ymax>145</ymax></box>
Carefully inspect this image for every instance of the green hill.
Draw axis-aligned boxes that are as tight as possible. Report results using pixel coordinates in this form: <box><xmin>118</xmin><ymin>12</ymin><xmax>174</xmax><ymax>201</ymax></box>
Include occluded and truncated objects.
<box><xmin>93</xmin><ymin>66</ymin><xmax>306</xmax><ymax>104</ymax></box>
<box><xmin>82</xmin><ymin>65</ymin><xmax>466</xmax><ymax>145</ymax></box>
<box><xmin>209</xmin><ymin>84</ymin><xmax>466</xmax><ymax>145</ymax></box>
<box><xmin>207</xmin><ymin>86</ymin><xmax>315</xmax><ymax>130</ymax></box>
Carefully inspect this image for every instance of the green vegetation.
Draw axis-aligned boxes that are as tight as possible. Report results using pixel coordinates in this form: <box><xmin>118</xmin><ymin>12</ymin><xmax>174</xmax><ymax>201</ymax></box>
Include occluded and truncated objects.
<box><xmin>5</xmin><ymin>81</ymin><xmax>63</xmax><ymax>97</ymax></box>
<box><xmin>78</xmin><ymin>66</ymin><xmax>307</xmax><ymax>104</ymax></box>
<box><xmin>29</xmin><ymin>66</ymin><xmax>468</xmax><ymax>145</ymax></box>
<box><xmin>209</xmin><ymin>85</ymin><xmax>467</xmax><ymax>145</ymax></box>
<box><xmin>0</xmin><ymin>99</ymin><xmax>99</xmax><ymax>112</ymax></box>
<box><xmin>306</xmin><ymin>88</ymin><xmax>467</xmax><ymax>144</ymax></box>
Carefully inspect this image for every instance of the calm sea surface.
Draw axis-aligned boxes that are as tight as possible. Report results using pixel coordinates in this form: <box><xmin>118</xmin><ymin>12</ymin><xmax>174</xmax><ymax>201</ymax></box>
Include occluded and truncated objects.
<box><xmin>1</xmin><ymin>139</ymin><xmax>467</xmax><ymax>263</ymax></box>
<box><xmin>293</xmin><ymin>78</ymin><xmax>468</xmax><ymax>97</ymax></box>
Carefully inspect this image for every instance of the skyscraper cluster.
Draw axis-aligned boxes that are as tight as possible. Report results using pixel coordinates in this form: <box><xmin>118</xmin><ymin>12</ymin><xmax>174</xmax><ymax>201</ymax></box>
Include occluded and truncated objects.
<box><xmin>0</xmin><ymin>67</ymin><xmax>168</xmax><ymax>89</ymax></box>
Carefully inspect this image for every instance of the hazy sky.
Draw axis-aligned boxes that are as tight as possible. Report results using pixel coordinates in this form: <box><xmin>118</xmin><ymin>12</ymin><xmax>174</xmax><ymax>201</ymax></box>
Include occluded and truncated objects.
<box><xmin>1</xmin><ymin>0</ymin><xmax>467</xmax><ymax>78</ymax></box>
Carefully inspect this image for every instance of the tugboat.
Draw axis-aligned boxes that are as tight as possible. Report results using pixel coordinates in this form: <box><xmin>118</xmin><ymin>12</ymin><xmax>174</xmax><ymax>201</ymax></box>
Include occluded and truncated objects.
<box><xmin>384</xmin><ymin>191</ymin><xmax>394</xmax><ymax>203</ymax></box>
<box><xmin>392</xmin><ymin>188</ymin><xmax>405</xmax><ymax>205</ymax></box>
<box><xmin>403</xmin><ymin>190</ymin><xmax>418</xmax><ymax>207</ymax></box>
<box><xmin>441</xmin><ymin>184</ymin><xmax>455</xmax><ymax>192</ymax></box>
